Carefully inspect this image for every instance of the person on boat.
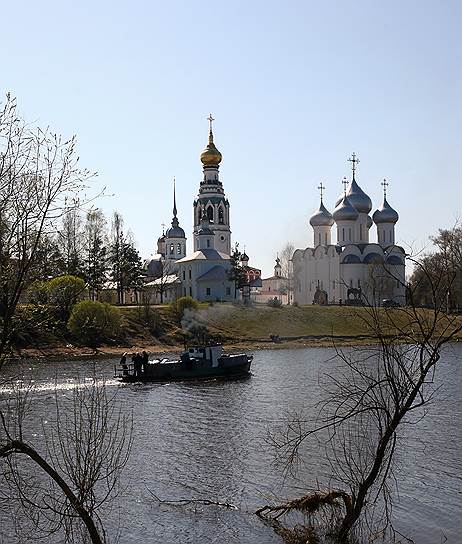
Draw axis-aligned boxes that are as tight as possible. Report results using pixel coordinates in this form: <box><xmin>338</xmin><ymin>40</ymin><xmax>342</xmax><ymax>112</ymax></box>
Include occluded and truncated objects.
<box><xmin>132</xmin><ymin>352</ymin><xmax>143</xmax><ymax>377</ymax></box>
<box><xmin>120</xmin><ymin>352</ymin><xmax>128</xmax><ymax>376</ymax></box>
<box><xmin>142</xmin><ymin>351</ymin><xmax>148</xmax><ymax>369</ymax></box>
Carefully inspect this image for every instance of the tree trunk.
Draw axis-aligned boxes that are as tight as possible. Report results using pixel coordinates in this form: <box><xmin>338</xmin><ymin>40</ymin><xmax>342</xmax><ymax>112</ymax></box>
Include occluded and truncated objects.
<box><xmin>0</xmin><ymin>440</ymin><xmax>104</xmax><ymax>544</ymax></box>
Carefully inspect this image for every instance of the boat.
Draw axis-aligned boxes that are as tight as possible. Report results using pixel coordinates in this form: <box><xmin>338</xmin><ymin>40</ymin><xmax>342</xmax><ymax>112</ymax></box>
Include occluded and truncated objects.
<box><xmin>114</xmin><ymin>344</ymin><xmax>253</xmax><ymax>383</ymax></box>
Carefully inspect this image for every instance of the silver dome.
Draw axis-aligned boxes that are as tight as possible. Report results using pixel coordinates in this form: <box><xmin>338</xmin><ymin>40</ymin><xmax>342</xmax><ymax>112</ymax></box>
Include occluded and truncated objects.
<box><xmin>373</xmin><ymin>197</ymin><xmax>399</xmax><ymax>224</ymax></box>
<box><xmin>165</xmin><ymin>225</ymin><xmax>186</xmax><ymax>238</ymax></box>
<box><xmin>309</xmin><ymin>201</ymin><xmax>334</xmax><ymax>227</ymax></box>
<box><xmin>335</xmin><ymin>178</ymin><xmax>372</xmax><ymax>214</ymax></box>
<box><xmin>333</xmin><ymin>195</ymin><xmax>359</xmax><ymax>222</ymax></box>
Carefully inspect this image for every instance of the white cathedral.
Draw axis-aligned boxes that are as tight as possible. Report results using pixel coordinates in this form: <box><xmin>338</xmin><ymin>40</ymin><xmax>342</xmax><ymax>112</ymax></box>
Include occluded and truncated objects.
<box><xmin>146</xmin><ymin>116</ymin><xmax>237</xmax><ymax>302</ymax></box>
<box><xmin>292</xmin><ymin>155</ymin><xmax>406</xmax><ymax>306</ymax></box>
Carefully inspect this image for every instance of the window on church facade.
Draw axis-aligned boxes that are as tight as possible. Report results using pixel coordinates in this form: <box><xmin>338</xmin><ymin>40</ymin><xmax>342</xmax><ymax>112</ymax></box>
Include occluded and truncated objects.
<box><xmin>182</xmin><ymin>271</ymin><xmax>185</xmax><ymax>280</ymax></box>
<box><xmin>207</xmin><ymin>206</ymin><xmax>214</xmax><ymax>222</ymax></box>
<box><xmin>218</xmin><ymin>208</ymin><xmax>224</xmax><ymax>224</ymax></box>
<box><xmin>357</xmin><ymin>279</ymin><xmax>361</xmax><ymax>288</ymax></box>
<box><xmin>177</xmin><ymin>243</ymin><xmax>181</xmax><ymax>254</ymax></box>
<box><xmin>207</xmin><ymin>239</ymin><xmax>210</xmax><ymax>248</ymax></box>
<box><xmin>332</xmin><ymin>280</ymin><xmax>335</xmax><ymax>289</ymax></box>
<box><xmin>349</xmin><ymin>227</ymin><xmax>352</xmax><ymax>240</ymax></box>
<box><xmin>360</xmin><ymin>224</ymin><xmax>363</xmax><ymax>240</ymax></box>
<box><xmin>342</xmin><ymin>228</ymin><xmax>345</xmax><ymax>241</ymax></box>
<box><xmin>189</xmin><ymin>287</ymin><xmax>192</xmax><ymax>296</ymax></box>
<box><xmin>188</xmin><ymin>269</ymin><xmax>191</xmax><ymax>279</ymax></box>
<box><xmin>325</xmin><ymin>233</ymin><xmax>328</xmax><ymax>245</ymax></box>
<box><xmin>350</xmin><ymin>279</ymin><xmax>353</xmax><ymax>288</ymax></box>
<box><xmin>206</xmin><ymin>287</ymin><xmax>211</xmax><ymax>296</ymax></box>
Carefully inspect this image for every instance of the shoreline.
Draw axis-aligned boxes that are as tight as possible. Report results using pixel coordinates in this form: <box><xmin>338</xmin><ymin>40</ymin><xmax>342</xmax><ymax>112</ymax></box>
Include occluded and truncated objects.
<box><xmin>9</xmin><ymin>335</ymin><xmax>384</xmax><ymax>362</ymax></box>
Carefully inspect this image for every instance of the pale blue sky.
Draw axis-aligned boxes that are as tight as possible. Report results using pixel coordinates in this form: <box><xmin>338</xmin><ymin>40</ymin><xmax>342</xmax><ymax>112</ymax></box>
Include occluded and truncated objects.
<box><xmin>3</xmin><ymin>0</ymin><xmax>461</xmax><ymax>275</ymax></box>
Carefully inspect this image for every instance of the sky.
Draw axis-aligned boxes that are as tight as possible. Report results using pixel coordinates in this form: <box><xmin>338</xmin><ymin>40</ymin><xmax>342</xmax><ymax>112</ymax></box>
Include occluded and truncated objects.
<box><xmin>2</xmin><ymin>0</ymin><xmax>461</xmax><ymax>276</ymax></box>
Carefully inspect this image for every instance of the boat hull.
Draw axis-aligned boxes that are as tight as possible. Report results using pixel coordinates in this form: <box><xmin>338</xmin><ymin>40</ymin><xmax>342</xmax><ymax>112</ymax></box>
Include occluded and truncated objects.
<box><xmin>117</xmin><ymin>354</ymin><xmax>252</xmax><ymax>383</ymax></box>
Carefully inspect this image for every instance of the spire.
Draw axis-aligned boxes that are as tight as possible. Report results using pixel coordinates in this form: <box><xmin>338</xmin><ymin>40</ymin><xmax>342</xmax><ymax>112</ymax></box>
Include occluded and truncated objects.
<box><xmin>172</xmin><ymin>177</ymin><xmax>177</xmax><ymax>217</ymax></box>
<box><xmin>348</xmin><ymin>152</ymin><xmax>360</xmax><ymax>180</ymax></box>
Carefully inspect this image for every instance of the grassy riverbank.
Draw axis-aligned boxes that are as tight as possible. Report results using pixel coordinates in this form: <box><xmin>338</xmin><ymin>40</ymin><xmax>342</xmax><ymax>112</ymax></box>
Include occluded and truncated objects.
<box><xmin>10</xmin><ymin>303</ymin><xmax>462</xmax><ymax>360</ymax></box>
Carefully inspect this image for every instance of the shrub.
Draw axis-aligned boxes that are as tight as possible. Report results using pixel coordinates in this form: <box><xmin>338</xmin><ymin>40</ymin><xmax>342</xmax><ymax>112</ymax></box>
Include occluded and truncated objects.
<box><xmin>267</xmin><ymin>297</ymin><xmax>283</xmax><ymax>308</ymax></box>
<box><xmin>48</xmin><ymin>275</ymin><xmax>86</xmax><ymax>321</ymax></box>
<box><xmin>28</xmin><ymin>280</ymin><xmax>50</xmax><ymax>305</ymax></box>
<box><xmin>169</xmin><ymin>296</ymin><xmax>199</xmax><ymax>323</ymax></box>
<box><xmin>67</xmin><ymin>300</ymin><xmax>121</xmax><ymax>347</ymax></box>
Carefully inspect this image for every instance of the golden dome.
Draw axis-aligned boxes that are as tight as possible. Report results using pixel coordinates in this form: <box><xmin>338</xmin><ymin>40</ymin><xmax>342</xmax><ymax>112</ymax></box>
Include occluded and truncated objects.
<box><xmin>200</xmin><ymin>129</ymin><xmax>222</xmax><ymax>166</ymax></box>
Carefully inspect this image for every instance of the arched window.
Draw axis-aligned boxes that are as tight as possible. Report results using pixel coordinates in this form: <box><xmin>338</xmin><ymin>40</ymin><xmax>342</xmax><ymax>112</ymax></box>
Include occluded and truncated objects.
<box><xmin>349</xmin><ymin>227</ymin><xmax>352</xmax><ymax>240</ymax></box>
<box><xmin>177</xmin><ymin>243</ymin><xmax>181</xmax><ymax>254</ymax></box>
<box><xmin>170</xmin><ymin>244</ymin><xmax>174</xmax><ymax>255</ymax></box>
<box><xmin>207</xmin><ymin>206</ymin><xmax>214</xmax><ymax>222</ymax></box>
<box><xmin>218</xmin><ymin>207</ymin><xmax>224</xmax><ymax>224</ymax></box>
<box><xmin>342</xmin><ymin>228</ymin><xmax>345</xmax><ymax>241</ymax></box>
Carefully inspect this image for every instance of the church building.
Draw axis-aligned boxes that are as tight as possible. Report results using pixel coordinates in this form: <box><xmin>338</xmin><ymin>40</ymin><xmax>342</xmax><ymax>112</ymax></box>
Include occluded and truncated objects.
<box><xmin>292</xmin><ymin>154</ymin><xmax>406</xmax><ymax>306</ymax></box>
<box><xmin>175</xmin><ymin>116</ymin><xmax>237</xmax><ymax>302</ymax></box>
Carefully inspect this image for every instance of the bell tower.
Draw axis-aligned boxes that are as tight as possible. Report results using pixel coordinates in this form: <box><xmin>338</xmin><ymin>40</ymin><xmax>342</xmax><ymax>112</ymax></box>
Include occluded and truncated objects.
<box><xmin>193</xmin><ymin>115</ymin><xmax>231</xmax><ymax>254</ymax></box>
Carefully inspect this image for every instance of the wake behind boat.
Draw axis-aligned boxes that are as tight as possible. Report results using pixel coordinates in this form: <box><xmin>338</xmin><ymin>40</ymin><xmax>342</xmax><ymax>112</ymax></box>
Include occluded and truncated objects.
<box><xmin>114</xmin><ymin>344</ymin><xmax>253</xmax><ymax>383</ymax></box>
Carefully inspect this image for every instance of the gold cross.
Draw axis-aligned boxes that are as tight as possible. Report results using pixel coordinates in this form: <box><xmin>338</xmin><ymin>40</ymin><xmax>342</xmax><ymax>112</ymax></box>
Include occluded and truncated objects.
<box><xmin>317</xmin><ymin>182</ymin><xmax>326</xmax><ymax>200</ymax></box>
<box><xmin>348</xmin><ymin>152</ymin><xmax>360</xmax><ymax>176</ymax></box>
<box><xmin>207</xmin><ymin>114</ymin><xmax>215</xmax><ymax>131</ymax></box>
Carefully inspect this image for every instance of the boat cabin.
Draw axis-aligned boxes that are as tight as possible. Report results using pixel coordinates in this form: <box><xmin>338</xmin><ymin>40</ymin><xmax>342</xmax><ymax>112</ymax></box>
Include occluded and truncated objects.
<box><xmin>186</xmin><ymin>345</ymin><xmax>223</xmax><ymax>367</ymax></box>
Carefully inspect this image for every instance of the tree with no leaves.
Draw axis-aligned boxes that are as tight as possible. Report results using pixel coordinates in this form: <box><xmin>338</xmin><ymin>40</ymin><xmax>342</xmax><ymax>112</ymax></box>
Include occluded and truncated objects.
<box><xmin>0</xmin><ymin>376</ymin><xmax>132</xmax><ymax>543</ymax></box>
<box><xmin>0</xmin><ymin>94</ymin><xmax>94</xmax><ymax>364</ymax></box>
<box><xmin>258</xmin><ymin>258</ymin><xmax>462</xmax><ymax>542</ymax></box>
<box><xmin>278</xmin><ymin>242</ymin><xmax>295</xmax><ymax>303</ymax></box>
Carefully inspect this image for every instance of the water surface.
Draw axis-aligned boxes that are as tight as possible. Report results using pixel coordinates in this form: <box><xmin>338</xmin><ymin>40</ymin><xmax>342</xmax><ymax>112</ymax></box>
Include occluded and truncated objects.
<box><xmin>1</xmin><ymin>346</ymin><xmax>461</xmax><ymax>543</ymax></box>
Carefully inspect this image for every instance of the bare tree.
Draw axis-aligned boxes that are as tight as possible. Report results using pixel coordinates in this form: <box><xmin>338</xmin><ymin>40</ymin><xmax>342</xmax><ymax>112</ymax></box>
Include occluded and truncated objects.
<box><xmin>147</xmin><ymin>258</ymin><xmax>179</xmax><ymax>304</ymax></box>
<box><xmin>279</xmin><ymin>242</ymin><xmax>294</xmax><ymax>303</ymax></box>
<box><xmin>259</xmin><ymin>258</ymin><xmax>462</xmax><ymax>542</ymax></box>
<box><xmin>0</xmin><ymin>375</ymin><xmax>132</xmax><ymax>543</ymax></box>
<box><xmin>0</xmin><ymin>94</ymin><xmax>94</xmax><ymax>366</ymax></box>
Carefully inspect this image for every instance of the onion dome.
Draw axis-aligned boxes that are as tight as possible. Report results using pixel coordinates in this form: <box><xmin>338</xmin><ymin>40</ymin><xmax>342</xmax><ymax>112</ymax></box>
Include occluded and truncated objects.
<box><xmin>309</xmin><ymin>200</ymin><xmax>334</xmax><ymax>227</ymax></box>
<box><xmin>241</xmin><ymin>252</ymin><xmax>249</xmax><ymax>262</ymax></box>
<box><xmin>335</xmin><ymin>178</ymin><xmax>372</xmax><ymax>214</ymax></box>
<box><xmin>346</xmin><ymin>178</ymin><xmax>372</xmax><ymax>213</ymax></box>
<box><xmin>373</xmin><ymin>197</ymin><xmax>399</xmax><ymax>224</ymax></box>
<box><xmin>333</xmin><ymin>196</ymin><xmax>359</xmax><ymax>222</ymax></box>
<box><xmin>200</xmin><ymin>129</ymin><xmax>222</xmax><ymax>166</ymax></box>
<box><xmin>165</xmin><ymin>219</ymin><xmax>185</xmax><ymax>238</ymax></box>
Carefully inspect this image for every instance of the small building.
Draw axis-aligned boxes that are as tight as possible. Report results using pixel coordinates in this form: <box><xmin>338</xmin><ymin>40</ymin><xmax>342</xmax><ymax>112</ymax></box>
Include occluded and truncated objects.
<box><xmin>253</xmin><ymin>257</ymin><xmax>291</xmax><ymax>304</ymax></box>
<box><xmin>144</xmin><ymin>274</ymin><xmax>182</xmax><ymax>304</ymax></box>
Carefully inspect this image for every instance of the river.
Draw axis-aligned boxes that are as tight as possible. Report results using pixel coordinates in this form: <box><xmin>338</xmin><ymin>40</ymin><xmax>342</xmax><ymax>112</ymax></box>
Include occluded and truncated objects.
<box><xmin>0</xmin><ymin>345</ymin><xmax>461</xmax><ymax>543</ymax></box>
